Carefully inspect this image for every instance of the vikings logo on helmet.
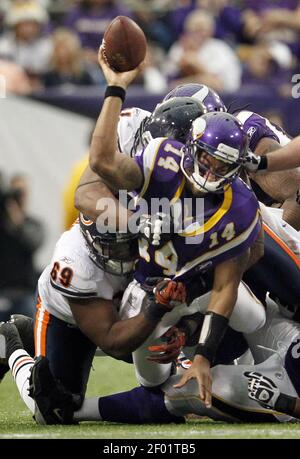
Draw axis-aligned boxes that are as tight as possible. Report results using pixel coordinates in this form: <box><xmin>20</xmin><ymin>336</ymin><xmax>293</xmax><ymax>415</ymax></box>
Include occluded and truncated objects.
<box><xmin>163</xmin><ymin>83</ymin><xmax>227</xmax><ymax>113</ymax></box>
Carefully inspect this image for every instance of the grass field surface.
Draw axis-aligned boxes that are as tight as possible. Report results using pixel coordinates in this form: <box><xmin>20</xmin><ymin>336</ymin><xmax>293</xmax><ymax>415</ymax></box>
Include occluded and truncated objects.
<box><xmin>1</xmin><ymin>357</ymin><xmax>300</xmax><ymax>439</ymax></box>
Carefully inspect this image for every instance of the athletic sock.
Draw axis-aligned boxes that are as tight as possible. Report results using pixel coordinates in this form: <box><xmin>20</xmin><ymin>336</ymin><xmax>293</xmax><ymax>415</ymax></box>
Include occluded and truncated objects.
<box><xmin>8</xmin><ymin>349</ymin><xmax>35</xmax><ymax>413</ymax></box>
<box><xmin>73</xmin><ymin>397</ymin><xmax>102</xmax><ymax>422</ymax></box>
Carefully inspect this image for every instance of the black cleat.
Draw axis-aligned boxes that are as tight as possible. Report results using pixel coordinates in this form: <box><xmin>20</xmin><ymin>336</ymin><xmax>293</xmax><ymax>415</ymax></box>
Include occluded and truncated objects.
<box><xmin>9</xmin><ymin>315</ymin><xmax>35</xmax><ymax>357</ymax></box>
<box><xmin>0</xmin><ymin>322</ymin><xmax>23</xmax><ymax>383</ymax></box>
<box><xmin>29</xmin><ymin>356</ymin><xmax>78</xmax><ymax>425</ymax></box>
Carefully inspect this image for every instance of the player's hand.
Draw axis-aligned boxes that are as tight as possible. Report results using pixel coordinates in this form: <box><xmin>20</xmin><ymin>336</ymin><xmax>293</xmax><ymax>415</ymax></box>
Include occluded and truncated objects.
<box><xmin>147</xmin><ymin>326</ymin><xmax>186</xmax><ymax>364</ymax></box>
<box><xmin>143</xmin><ymin>278</ymin><xmax>187</xmax><ymax>322</ymax></box>
<box><xmin>174</xmin><ymin>354</ymin><xmax>212</xmax><ymax>408</ymax></box>
<box><xmin>138</xmin><ymin>212</ymin><xmax>173</xmax><ymax>247</ymax></box>
<box><xmin>245</xmin><ymin>371</ymin><xmax>280</xmax><ymax>409</ymax></box>
<box><xmin>154</xmin><ymin>279</ymin><xmax>186</xmax><ymax>308</ymax></box>
<box><xmin>98</xmin><ymin>43</ymin><xmax>142</xmax><ymax>89</ymax></box>
<box><xmin>242</xmin><ymin>151</ymin><xmax>266</xmax><ymax>173</ymax></box>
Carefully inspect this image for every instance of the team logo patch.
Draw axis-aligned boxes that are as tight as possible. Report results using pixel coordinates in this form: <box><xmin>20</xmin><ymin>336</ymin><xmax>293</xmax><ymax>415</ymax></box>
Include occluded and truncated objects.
<box><xmin>59</xmin><ymin>256</ymin><xmax>74</xmax><ymax>265</ymax></box>
<box><xmin>192</xmin><ymin>117</ymin><xmax>206</xmax><ymax>140</ymax></box>
<box><xmin>247</xmin><ymin>126</ymin><xmax>257</xmax><ymax>139</ymax></box>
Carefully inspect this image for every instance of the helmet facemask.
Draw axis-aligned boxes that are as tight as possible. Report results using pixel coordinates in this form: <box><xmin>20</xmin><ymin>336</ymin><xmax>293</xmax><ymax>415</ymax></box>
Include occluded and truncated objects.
<box><xmin>181</xmin><ymin>138</ymin><xmax>247</xmax><ymax>194</ymax></box>
<box><xmin>80</xmin><ymin>213</ymin><xmax>138</xmax><ymax>276</ymax></box>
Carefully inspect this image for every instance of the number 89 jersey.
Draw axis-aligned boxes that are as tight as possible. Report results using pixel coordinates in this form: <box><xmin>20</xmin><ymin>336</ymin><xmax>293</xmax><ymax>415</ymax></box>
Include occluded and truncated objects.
<box><xmin>38</xmin><ymin>223</ymin><xmax>130</xmax><ymax>324</ymax></box>
<box><xmin>134</xmin><ymin>138</ymin><xmax>262</xmax><ymax>284</ymax></box>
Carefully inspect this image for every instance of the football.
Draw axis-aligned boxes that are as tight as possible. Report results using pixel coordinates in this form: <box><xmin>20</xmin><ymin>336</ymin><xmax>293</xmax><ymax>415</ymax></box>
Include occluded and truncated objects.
<box><xmin>103</xmin><ymin>16</ymin><xmax>147</xmax><ymax>72</ymax></box>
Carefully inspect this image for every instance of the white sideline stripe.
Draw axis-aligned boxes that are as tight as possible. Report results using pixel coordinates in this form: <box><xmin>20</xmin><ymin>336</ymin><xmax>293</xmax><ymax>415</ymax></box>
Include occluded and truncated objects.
<box><xmin>0</xmin><ymin>427</ymin><xmax>298</xmax><ymax>439</ymax></box>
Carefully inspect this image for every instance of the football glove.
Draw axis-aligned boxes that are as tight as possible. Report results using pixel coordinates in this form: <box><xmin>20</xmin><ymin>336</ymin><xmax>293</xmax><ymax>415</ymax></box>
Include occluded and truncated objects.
<box><xmin>148</xmin><ymin>326</ymin><xmax>186</xmax><ymax>364</ymax></box>
<box><xmin>245</xmin><ymin>371</ymin><xmax>280</xmax><ymax>409</ymax></box>
<box><xmin>143</xmin><ymin>278</ymin><xmax>187</xmax><ymax>323</ymax></box>
<box><xmin>242</xmin><ymin>151</ymin><xmax>268</xmax><ymax>173</ymax></box>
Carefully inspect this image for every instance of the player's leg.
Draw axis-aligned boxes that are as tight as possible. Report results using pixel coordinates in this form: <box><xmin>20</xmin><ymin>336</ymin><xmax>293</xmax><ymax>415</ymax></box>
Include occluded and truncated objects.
<box><xmin>120</xmin><ymin>279</ymin><xmax>264</xmax><ymax>387</ymax></box>
<box><xmin>34</xmin><ymin>299</ymin><xmax>97</xmax><ymax>401</ymax></box>
<box><xmin>0</xmin><ymin>322</ymin><xmax>35</xmax><ymax>413</ymax></box>
<box><xmin>120</xmin><ymin>279</ymin><xmax>200</xmax><ymax>387</ymax></box>
<box><xmin>45</xmin><ymin>358</ymin><xmax>282</xmax><ymax>424</ymax></box>
<box><xmin>188</xmin><ymin>282</ymin><xmax>266</xmax><ymax>334</ymax></box>
<box><xmin>243</xmin><ymin>225</ymin><xmax>300</xmax><ymax>318</ymax></box>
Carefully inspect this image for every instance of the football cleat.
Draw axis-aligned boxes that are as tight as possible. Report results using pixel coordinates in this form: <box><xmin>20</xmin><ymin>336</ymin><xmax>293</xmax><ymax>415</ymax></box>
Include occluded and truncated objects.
<box><xmin>29</xmin><ymin>355</ymin><xmax>79</xmax><ymax>425</ymax></box>
<box><xmin>0</xmin><ymin>321</ymin><xmax>23</xmax><ymax>382</ymax></box>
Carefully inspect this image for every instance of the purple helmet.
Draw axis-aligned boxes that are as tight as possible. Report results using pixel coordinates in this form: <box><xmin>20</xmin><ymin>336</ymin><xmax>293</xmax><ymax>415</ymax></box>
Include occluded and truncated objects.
<box><xmin>163</xmin><ymin>83</ymin><xmax>227</xmax><ymax>113</ymax></box>
<box><xmin>181</xmin><ymin>112</ymin><xmax>248</xmax><ymax>194</ymax></box>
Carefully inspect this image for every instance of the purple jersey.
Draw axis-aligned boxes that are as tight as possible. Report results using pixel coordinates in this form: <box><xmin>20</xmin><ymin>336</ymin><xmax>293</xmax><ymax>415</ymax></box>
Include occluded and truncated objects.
<box><xmin>235</xmin><ymin>110</ymin><xmax>279</xmax><ymax>152</ymax></box>
<box><xmin>134</xmin><ymin>138</ymin><xmax>261</xmax><ymax>284</ymax></box>
<box><xmin>236</xmin><ymin>111</ymin><xmax>291</xmax><ymax>151</ymax></box>
<box><xmin>236</xmin><ymin>110</ymin><xmax>292</xmax><ymax>206</ymax></box>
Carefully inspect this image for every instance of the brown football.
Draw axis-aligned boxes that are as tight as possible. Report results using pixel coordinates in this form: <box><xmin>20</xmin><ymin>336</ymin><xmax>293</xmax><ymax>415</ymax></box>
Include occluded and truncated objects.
<box><xmin>103</xmin><ymin>16</ymin><xmax>147</xmax><ymax>72</ymax></box>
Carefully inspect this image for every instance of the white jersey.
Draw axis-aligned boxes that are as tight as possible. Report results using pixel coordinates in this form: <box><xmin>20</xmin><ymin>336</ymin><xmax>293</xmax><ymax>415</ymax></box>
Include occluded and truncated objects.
<box><xmin>260</xmin><ymin>202</ymin><xmax>300</xmax><ymax>258</ymax></box>
<box><xmin>38</xmin><ymin>223</ymin><xmax>130</xmax><ymax>324</ymax></box>
<box><xmin>117</xmin><ymin>107</ymin><xmax>151</xmax><ymax>156</ymax></box>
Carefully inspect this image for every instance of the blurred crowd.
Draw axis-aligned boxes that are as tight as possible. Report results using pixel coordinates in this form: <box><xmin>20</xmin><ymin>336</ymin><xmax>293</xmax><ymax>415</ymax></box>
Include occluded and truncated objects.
<box><xmin>0</xmin><ymin>172</ymin><xmax>44</xmax><ymax>321</ymax></box>
<box><xmin>0</xmin><ymin>0</ymin><xmax>299</xmax><ymax>95</ymax></box>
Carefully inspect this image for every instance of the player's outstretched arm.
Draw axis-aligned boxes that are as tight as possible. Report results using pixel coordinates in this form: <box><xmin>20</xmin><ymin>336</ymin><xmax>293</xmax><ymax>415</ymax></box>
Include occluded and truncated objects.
<box><xmin>89</xmin><ymin>47</ymin><xmax>143</xmax><ymax>192</ymax></box>
<box><xmin>68</xmin><ymin>280</ymin><xmax>186</xmax><ymax>359</ymax></box>
<box><xmin>244</xmin><ymin>135</ymin><xmax>300</xmax><ymax>173</ymax></box>
<box><xmin>174</xmin><ymin>250</ymin><xmax>250</xmax><ymax>408</ymax></box>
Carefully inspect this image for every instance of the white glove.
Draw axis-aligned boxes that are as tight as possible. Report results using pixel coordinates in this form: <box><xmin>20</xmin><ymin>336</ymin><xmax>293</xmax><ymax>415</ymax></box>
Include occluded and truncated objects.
<box><xmin>245</xmin><ymin>371</ymin><xmax>280</xmax><ymax>409</ymax></box>
<box><xmin>243</xmin><ymin>151</ymin><xmax>267</xmax><ymax>173</ymax></box>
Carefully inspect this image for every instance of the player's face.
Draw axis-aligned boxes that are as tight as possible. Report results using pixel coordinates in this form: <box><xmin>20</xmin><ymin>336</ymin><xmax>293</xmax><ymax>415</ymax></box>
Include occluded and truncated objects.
<box><xmin>196</xmin><ymin>149</ymin><xmax>231</xmax><ymax>182</ymax></box>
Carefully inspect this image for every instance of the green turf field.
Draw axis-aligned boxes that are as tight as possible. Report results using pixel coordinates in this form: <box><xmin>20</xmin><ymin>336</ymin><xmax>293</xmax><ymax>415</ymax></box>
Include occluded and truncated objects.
<box><xmin>1</xmin><ymin>357</ymin><xmax>300</xmax><ymax>439</ymax></box>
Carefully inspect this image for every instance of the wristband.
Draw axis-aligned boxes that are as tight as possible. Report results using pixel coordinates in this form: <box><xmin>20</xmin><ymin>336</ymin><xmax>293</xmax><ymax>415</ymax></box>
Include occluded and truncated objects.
<box><xmin>195</xmin><ymin>311</ymin><xmax>229</xmax><ymax>365</ymax></box>
<box><xmin>275</xmin><ymin>393</ymin><xmax>297</xmax><ymax>416</ymax></box>
<box><xmin>104</xmin><ymin>85</ymin><xmax>126</xmax><ymax>103</ymax></box>
<box><xmin>257</xmin><ymin>155</ymin><xmax>268</xmax><ymax>171</ymax></box>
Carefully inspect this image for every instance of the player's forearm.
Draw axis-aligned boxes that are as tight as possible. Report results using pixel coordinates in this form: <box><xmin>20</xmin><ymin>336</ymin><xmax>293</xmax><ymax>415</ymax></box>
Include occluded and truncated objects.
<box><xmin>207</xmin><ymin>287</ymin><xmax>238</xmax><ymax>318</ymax></box>
<box><xmin>266</xmin><ymin>136</ymin><xmax>300</xmax><ymax>171</ymax></box>
<box><xmin>89</xmin><ymin>96</ymin><xmax>121</xmax><ymax>177</ymax></box>
<box><xmin>101</xmin><ymin>314</ymin><xmax>157</xmax><ymax>358</ymax></box>
<box><xmin>282</xmin><ymin>196</ymin><xmax>300</xmax><ymax>231</ymax></box>
<box><xmin>75</xmin><ymin>179</ymin><xmax>132</xmax><ymax>224</ymax></box>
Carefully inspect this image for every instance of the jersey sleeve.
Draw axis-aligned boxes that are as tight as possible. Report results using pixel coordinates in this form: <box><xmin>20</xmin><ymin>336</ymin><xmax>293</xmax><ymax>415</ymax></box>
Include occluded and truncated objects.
<box><xmin>117</xmin><ymin>107</ymin><xmax>151</xmax><ymax>156</ymax></box>
<box><xmin>134</xmin><ymin>137</ymin><xmax>184</xmax><ymax>199</ymax></box>
<box><xmin>236</xmin><ymin>111</ymin><xmax>279</xmax><ymax>152</ymax></box>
